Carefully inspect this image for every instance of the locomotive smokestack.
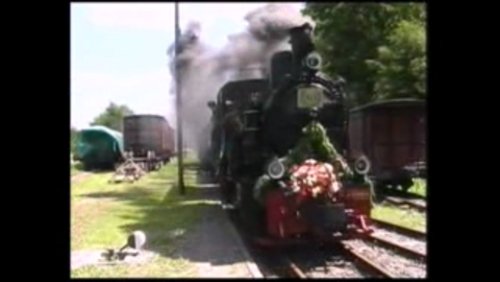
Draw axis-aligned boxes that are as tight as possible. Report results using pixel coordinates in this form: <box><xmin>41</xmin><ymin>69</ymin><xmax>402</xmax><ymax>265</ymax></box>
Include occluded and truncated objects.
<box><xmin>289</xmin><ymin>23</ymin><xmax>315</xmax><ymax>67</ymax></box>
<box><xmin>167</xmin><ymin>4</ymin><xmax>315</xmax><ymax>152</ymax></box>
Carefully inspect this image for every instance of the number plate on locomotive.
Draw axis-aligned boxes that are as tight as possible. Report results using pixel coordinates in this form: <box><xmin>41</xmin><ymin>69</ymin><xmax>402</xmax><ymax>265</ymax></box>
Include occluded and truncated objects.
<box><xmin>297</xmin><ymin>87</ymin><xmax>323</xmax><ymax>109</ymax></box>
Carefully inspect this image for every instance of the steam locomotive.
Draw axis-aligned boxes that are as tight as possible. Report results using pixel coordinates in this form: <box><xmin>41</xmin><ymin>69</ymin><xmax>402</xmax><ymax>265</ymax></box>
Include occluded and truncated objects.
<box><xmin>204</xmin><ymin>23</ymin><xmax>374</xmax><ymax>246</ymax></box>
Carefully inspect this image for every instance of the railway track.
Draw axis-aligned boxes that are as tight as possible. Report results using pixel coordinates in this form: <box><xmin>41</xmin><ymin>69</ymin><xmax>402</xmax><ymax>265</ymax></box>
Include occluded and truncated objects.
<box><xmin>283</xmin><ymin>240</ymin><xmax>426</xmax><ymax>278</ymax></box>
<box><xmin>377</xmin><ymin>187</ymin><xmax>427</xmax><ymax>212</ymax></box>
<box><xmin>223</xmin><ymin>180</ymin><xmax>427</xmax><ymax>278</ymax></box>
<box><xmin>379</xmin><ymin>188</ymin><xmax>426</xmax><ymax>200</ymax></box>
<box><xmin>370</xmin><ymin>218</ymin><xmax>426</xmax><ymax>240</ymax></box>
<box><xmin>341</xmin><ymin>238</ymin><xmax>426</xmax><ymax>278</ymax></box>
<box><xmin>284</xmin><ymin>244</ymin><xmax>372</xmax><ymax>278</ymax></box>
<box><xmin>368</xmin><ymin>227</ymin><xmax>426</xmax><ymax>259</ymax></box>
<box><xmin>265</xmin><ymin>220</ymin><xmax>427</xmax><ymax>278</ymax></box>
<box><xmin>384</xmin><ymin>196</ymin><xmax>426</xmax><ymax>212</ymax></box>
<box><xmin>233</xmin><ymin>222</ymin><xmax>427</xmax><ymax>279</ymax></box>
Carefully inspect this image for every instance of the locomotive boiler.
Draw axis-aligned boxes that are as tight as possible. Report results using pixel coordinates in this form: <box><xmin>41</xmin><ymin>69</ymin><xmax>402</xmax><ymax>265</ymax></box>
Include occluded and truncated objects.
<box><xmin>205</xmin><ymin>23</ymin><xmax>374</xmax><ymax>246</ymax></box>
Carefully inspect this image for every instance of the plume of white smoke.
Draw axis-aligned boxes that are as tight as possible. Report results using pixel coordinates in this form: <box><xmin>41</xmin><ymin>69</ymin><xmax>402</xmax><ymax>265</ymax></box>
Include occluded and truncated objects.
<box><xmin>168</xmin><ymin>3</ymin><xmax>315</xmax><ymax>152</ymax></box>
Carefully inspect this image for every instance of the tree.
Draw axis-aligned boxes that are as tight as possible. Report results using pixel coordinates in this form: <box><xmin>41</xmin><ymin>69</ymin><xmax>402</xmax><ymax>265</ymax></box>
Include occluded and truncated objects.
<box><xmin>367</xmin><ymin>20</ymin><xmax>426</xmax><ymax>100</ymax></box>
<box><xmin>303</xmin><ymin>3</ymin><xmax>426</xmax><ymax>106</ymax></box>
<box><xmin>91</xmin><ymin>102</ymin><xmax>134</xmax><ymax>132</ymax></box>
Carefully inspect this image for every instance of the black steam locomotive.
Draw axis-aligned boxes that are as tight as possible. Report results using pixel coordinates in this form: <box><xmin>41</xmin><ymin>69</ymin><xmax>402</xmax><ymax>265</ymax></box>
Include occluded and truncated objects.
<box><xmin>203</xmin><ymin>23</ymin><xmax>373</xmax><ymax>246</ymax></box>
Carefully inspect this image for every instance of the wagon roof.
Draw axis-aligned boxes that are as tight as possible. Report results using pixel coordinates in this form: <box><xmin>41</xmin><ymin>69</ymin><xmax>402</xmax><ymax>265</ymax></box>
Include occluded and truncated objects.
<box><xmin>80</xmin><ymin>126</ymin><xmax>123</xmax><ymax>147</ymax></box>
<box><xmin>124</xmin><ymin>114</ymin><xmax>166</xmax><ymax>120</ymax></box>
<box><xmin>349</xmin><ymin>98</ymin><xmax>425</xmax><ymax>113</ymax></box>
<box><xmin>124</xmin><ymin>114</ymin><xmax>171</xmax><ymax>127</ymax></box>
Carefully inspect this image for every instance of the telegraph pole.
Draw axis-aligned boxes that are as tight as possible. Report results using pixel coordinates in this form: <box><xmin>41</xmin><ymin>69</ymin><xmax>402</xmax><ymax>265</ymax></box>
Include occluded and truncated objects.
<box><xmin>175</xmin><ymin>2</ymin><xmax>185</xmax><ymax>195</ymax></box>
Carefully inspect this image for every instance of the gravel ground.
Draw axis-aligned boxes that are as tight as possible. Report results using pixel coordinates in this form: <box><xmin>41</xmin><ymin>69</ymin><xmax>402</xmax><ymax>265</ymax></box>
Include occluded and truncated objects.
<box><xmin>343</xmin><ymin>239</ymin><xmax>426</xmax><ymax>278</ymax></box>
<box><xmin>71</xmin><ymin>172</ymin><xmax>91</xmax><ymax>183</ymax></box>
<box><xmin>372</xmin><ymin>227</ymin><xmax>427</xmax><ymax>255</ymax></box>
<box><xmin>307</xmin><ymin>257</ymin><xmax>368</xmax><ymax>278</ymax></box>
<box><xmin>286</xmin><ymin>247</ymin><xmax>372</xmax><ymax>278</ymax></box>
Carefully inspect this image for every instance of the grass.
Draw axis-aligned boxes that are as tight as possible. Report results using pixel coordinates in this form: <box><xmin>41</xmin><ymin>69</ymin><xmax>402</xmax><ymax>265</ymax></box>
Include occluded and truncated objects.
<box><xmin>371</xmin><ymin>204</ymin><xmax>426</xmax><ymax>232</ymax></box>
<box><xmin>71</xmin><ymin>257</ymin><xmax>198</xmax><ymax>278</ymax></box>
<box><xmin>369</xmin><ymin>178</ymin><xmax>426</xmax><ymax>232</ymax></box>
<box><xmin>71</xmin><ymin>154</ymin><xmax>213</xmax><ymax>278</ymax></box>
<box><xmin>408</xmin><ymin>178</ymin><xmax>426</xmax><ymax>197</ymax></box>
<box><xmin>371</xmin><ymin>178</ymin><xmax>426</xmax><ymax>232</ymax></box>
<box><xmin>71</xmin><ymin>151</ymin><xmax>426</xmax><ymax>276</ymax></box>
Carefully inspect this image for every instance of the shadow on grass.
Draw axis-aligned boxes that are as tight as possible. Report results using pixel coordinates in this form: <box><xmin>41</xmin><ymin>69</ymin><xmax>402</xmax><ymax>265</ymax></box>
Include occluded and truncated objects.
<box><xmin>72</xmin><ymin>161</ymin><xmax>116</xmax><ymax>174</ymax></box>
<box><xmin>81</xmin><ymin>166</ymin><xmax>248</xmax><ymax>268</ymax></box>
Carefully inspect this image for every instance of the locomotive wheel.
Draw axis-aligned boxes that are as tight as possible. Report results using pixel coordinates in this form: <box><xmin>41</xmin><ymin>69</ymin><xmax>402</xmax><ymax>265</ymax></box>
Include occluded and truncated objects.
<box><xmin>370</xmin><ymin>180</ymin><xmax>384</xmax><ymax>203</ymax></box>
<box><xmin>233</xmin><ymin>183</ymin><xmax>243</xmax><ymax>209</ymax></box>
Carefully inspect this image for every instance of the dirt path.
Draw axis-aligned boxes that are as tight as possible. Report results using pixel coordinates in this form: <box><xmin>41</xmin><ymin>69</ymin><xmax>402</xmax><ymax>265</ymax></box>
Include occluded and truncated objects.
<box><xmin>172</xmin><ymin>182</ymin><xmax>262</xmax><ymax>278</ymax></box>
<box><xmin>71</xmin><ymin>249</ymin><xmax>159</xmax><ymax>270</ymax></box>
<box><xmin>71</xmin><ymin>172</ymin><xmax>91</xmax><ymax>184</ymax></box>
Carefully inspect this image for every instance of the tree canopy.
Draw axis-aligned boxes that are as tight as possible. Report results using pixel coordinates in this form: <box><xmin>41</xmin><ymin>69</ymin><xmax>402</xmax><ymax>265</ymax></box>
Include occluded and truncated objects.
<box><xmin>91</xmin><ymin>102</ymin><xmax>134</xmax><ymax>132</ymax></box>
<box><xmin>303</xmin><ymin>3</ymin><xmax>426</xmax><ymax>106</ymax></box>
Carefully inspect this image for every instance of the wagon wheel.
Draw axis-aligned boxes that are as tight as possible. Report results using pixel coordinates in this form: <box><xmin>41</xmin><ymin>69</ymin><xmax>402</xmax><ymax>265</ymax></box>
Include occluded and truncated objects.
<box><xmin>400</xmin><ymin>177</ymin><xmax>414</xmax><ymax>193</ymax></box>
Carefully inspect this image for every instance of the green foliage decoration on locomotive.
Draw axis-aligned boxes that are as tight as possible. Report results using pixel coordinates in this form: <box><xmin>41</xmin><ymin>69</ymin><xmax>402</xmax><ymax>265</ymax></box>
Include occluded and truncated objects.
<box><xmin>253</xmin><ymin>121</ymin><xmax>372</xmax><ymax>206</ymax></box>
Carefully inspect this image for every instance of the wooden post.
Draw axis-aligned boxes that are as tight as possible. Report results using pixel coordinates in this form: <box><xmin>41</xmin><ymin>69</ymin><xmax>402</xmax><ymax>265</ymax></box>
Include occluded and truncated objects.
<box><xmin>175</xmin><ymin>2</ymin><xmax>185</xmax><ymax>195</ymax></box>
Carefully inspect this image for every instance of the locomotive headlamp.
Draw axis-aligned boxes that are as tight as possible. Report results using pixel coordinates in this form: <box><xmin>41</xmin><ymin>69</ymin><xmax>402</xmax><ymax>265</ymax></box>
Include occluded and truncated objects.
<box><xmin>304</xmin><ymin>52</ymin><xmax>322</xmax><ymax>70</ymax></box>
<box><xmin>267</xmin><ymin>159</ymin><xmax>285</xmax><ymax>179</ymax></box>
<box><xmin>297</xmin><ymin>86</ymin><xmax>323</xmax><ymax>109</ymax></box>
<box><xmin>354</xmin><ymin>155</ymin><xmax>371</xmax><ymax>175</ymax></box>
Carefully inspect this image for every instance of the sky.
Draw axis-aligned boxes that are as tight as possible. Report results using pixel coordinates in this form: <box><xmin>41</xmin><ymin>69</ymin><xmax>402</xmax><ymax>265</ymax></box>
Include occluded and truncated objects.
<box><xmin>70</xmin><ymin>2</ymin><xmax>305</xmax><ymax>130</ymax></box>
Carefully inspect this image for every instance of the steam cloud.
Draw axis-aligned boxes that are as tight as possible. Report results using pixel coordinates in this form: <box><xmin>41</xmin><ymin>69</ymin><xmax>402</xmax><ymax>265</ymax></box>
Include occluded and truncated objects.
<box><xmin>167</xmin><ymin>3</ymin><xmax>314</xmax><ymax>153</ymax></box>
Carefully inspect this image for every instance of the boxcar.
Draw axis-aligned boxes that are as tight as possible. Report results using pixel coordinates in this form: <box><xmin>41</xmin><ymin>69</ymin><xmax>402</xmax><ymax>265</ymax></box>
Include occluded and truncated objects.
<box><xmin>348</xmin><ymin>99</ymin><xmax>426</xmax><ymax>191</ymax></box>
<box><xmin>123</xmin><ymin>115</ymin><xmax>175</xmax><ymax>165</ymax></box>
<box><xmin>75</xmin><ymin>125</ymin><xmax>124</xmax><ymax>170</ymax></box>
